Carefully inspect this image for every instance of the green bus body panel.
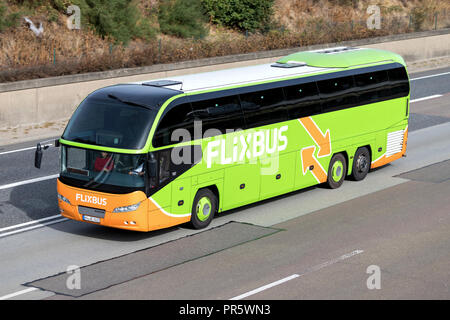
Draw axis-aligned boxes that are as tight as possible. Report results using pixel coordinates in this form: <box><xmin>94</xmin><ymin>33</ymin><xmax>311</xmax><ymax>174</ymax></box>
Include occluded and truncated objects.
<box><xmin>171</xmin><ymin>177</ymin><xmax>191</xmax><ymax>215</ymax></box>
<box><xmin>223</xmin><ymin>162</ymin><xmax>260</xmax><ymax>210</ymax></box>
<box><xmin>149</xmin><ymin>96</ymin><xmax>409</xmax><ymax>217</ymax></box>
<box><xmin>59</xmin><ymin>50</ymin><xmax>410</xmax><ymax>222</ymax></box>
<box><xmin>260</xmin><ymin>152</ymin><xmax>296</xmax><ymax>199</ymax></box>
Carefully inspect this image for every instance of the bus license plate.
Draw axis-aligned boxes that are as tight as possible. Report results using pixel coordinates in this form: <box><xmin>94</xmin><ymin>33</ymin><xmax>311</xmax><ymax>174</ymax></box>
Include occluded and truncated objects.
<box><xmin>83</xmin><ymin>215</ymin><xmax>101</xmax><ymax>223</ymax></box>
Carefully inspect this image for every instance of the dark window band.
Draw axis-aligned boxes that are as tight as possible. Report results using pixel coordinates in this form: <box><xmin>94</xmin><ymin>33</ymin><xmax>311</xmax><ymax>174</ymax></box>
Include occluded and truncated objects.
<box><xmin>153</xmin><ymin>63</ymin><xmax>410</xmax><ymax>148</ymax></box>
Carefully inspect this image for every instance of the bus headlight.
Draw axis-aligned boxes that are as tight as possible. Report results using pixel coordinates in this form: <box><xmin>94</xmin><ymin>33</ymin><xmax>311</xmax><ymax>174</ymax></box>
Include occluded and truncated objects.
<box><xmin>113</xmin><ymin>202</ymin><xmax>140</xmax><ymax>213</ymax></box>
<box><xmin>57</xmin><ymin>193</ymin><xmax>71</xmax><ymax>205</ymax></box>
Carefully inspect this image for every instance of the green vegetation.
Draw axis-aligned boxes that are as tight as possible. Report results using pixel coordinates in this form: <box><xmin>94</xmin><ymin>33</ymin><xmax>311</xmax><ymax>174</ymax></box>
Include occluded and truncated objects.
<box><xmin>158</xmin><ymin>0</ymin><xmax>208</xmax><ymax>39</ymax></box>
<box><xmin>0</xmin><ymin>1</ymin><xmax>21</xmax><ymax>32</ymax></box>
<box><xmin>52</xmin><ymin>0</ymin><xmax>155</xmax><ymax>44</ymax></box>
<box><xmin>410</xmin><ymin>6</ymin><xmax>428</xmax><ymax>31</ymax></box>
<box><xmin>1</xmin><ymin>0</ymin><xmax>449</xmax><ymax>82</ymax></box>
<box><xmin>202</xmin><ymin>0</ymin><xmax>274</xmax><ymax>32</ymax></box>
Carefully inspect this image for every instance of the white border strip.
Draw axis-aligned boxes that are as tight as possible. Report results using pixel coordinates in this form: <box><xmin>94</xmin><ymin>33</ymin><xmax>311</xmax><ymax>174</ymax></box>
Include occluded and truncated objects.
<box><xmin>0</xmin><ymin>214</ymin><xmax>62</xmax><ymax>233</ymax></box>
<box><xmin>230</xmin><ymin>274</ymin><xmax>300</xmax><ymax>300</ymax></box>
<box><xmin>410</xmin><ymin>94</ymin><xmax>442</xmax><ymax>103</ymax></box>
<box><xmin>0</xmin><ymin>174</ymin><xmax>59</xmax><ymax>191</ymax></box>
<box><xmin>0</xmin><ymin>217</ymin><xmax>67</xmax><ymax>239</ymax></box>
<box><xmin>0</xmin><ymin>144</ymin><xmax>52</xmax><ymax>156</ymax></box>
<box><xmin>0</xmin><ymin>287</ymin><xmax>38</xmax><ymax>300</ymax></box>
<box><xmin>411</xmin><ymin>71</ymin><xmax>450</xmax><ymax>81</ymax></box>
<box><xmin>148</xmin><ymin>197</ymin><xmax>191</xmax><ymax>218</ymax></box>
<box><xmin>230</xmin><ymin>250</ymin><xmax>363</xmax><ymax>300</ymax></box>
<box><xmin>371</xmin><ymin>153</ymin><xmax>385</xmax><ymax>165</ymax></box>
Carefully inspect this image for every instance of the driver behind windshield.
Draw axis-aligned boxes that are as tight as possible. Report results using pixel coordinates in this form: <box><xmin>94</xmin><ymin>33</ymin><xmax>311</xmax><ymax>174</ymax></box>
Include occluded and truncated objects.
<box><xmin>94</xmin><ymin>152</ymin><xmax>114</xmax><ymax>172</ymax></box>
<box><xmin>129</xmin><ymin>162</ymin><xmax>145</xmax><ymax>176</ymax></box>
<box><xmin>115</xmin><ymin>154</ymin><xmax>146</xmax><ymax>176</ymax></box>
<box><xmin>93</xmin><ymin>152</ymin><xmax>146</xmax><ymax>178</ymax></box>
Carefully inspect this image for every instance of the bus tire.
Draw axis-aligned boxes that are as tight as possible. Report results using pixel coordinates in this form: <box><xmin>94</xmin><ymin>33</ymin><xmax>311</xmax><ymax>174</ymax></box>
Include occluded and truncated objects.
<box><xmin>326</xmin><ymin>153</ymin><xmax>347</xmax><ymax>189</ymax></box>
<box><xmin>190</xmin><ymin>188</ymin><xmax>217</xmax><ymax>229</ymax></box>
<box><xmin>351</xmin><ymin>147</ymin><xmax>370</xmax><ymax>181</ymax></box>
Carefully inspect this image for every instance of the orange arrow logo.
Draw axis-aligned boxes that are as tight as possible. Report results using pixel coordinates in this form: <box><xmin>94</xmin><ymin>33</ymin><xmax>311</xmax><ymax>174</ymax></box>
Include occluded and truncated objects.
<box><xmin>299</xmin><ymin>117</ymin><xmax>331</xmax><ymax>158</ymax></box>
<box><xmin>301</xmin><ymin>146</ymin><xmax>328</xmax><ymax>183</ymax></box>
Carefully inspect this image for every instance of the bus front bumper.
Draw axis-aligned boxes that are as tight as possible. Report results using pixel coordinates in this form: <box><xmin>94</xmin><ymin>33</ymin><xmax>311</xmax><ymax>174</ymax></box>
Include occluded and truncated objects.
<box><xmin>57</xmin><ymin>179</ymin><xmax>149</xmax><ymax>232</ymax></box>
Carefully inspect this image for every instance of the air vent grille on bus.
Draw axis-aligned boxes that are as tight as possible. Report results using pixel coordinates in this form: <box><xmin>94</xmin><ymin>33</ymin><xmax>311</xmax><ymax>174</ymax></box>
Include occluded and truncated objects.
<box><xmin>310</xmin><ymin>47</ymin><xmax>358</xmax><ymax>54</ymax></box>
<box><xmin>142</xmin><ymin>80</ymin><xmax>183</xmax><ymax>87</ymax></box>
<box><xmin>386</xmin><ymin>130</ymin><xmax>404</xmax><ymax>156</ymax></box>
<box><xmin>271</xmin><ymin>61</ymin><xmax>307</xmax><ymax>68</ymax></box>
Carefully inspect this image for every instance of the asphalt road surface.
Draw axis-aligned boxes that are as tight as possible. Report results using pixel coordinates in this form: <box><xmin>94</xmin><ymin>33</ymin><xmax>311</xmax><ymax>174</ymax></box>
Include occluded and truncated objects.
<box><xmin>0</xmin><ymin>66</ymin><xmax>449</xmax><ymax>300</ymax></box>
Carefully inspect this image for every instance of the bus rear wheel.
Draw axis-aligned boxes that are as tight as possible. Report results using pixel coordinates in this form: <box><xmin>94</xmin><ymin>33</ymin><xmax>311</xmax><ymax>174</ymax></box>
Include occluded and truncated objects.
<box><xmin>190</xmin><ymin>189</ymin><xmax>217</xmax><ymax>229</ymax></box>
<box><xmin>351</xmin><ymin>147</ymin><xmax>370</xmax><ymax>181</ymax></box>
<box><xmin>326</xmin><ymin>153</ymin><xmax>347</xmax><ymax>189</ymax></box>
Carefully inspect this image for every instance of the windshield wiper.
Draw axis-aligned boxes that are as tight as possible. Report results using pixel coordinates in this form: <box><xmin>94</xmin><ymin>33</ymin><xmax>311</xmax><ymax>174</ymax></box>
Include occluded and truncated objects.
<box><xmin>108</xmin><ymin>94</ymin><xmax>153</xmax><ymax>110</ymax></box>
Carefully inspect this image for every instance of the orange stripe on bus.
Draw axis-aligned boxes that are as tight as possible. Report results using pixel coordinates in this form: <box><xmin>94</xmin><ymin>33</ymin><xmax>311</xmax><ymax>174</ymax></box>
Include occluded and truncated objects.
<box><xmin>301</xmin><ymin>146</ymin><xmax>328</xmax><ymax>183</ymax></box>
<box><xmin>299</xmin><ymin>117</ymin><xmax>331</xmax><ymax>158</ymax></box>
<box><xmin>371</xmin><ymin>127</ymin><xmax>408</xmax><ymax>169</ymax></box>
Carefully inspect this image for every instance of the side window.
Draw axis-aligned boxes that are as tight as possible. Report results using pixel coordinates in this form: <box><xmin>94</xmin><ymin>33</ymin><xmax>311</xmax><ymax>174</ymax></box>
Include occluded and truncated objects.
<box><xmin>388</xmin><ymin>67</ymin><xmax>410</xmax><ymax>98</ymax></box>
<box><xmin>284</xmin><ymin>81</ymin><xmax>321</xmax><ymax>119</ymax></box>
<box><xmin>148</xmin><ymin>145</ymin><xmax>202</xmax><ymax>195</ymax></box>
<box><xmin>354</xmin><ymin>70</ymin><xmax>390</xmax><ymax>105</ymax></box>
<box><xmin>190</xmin><ymin>95</ymin><xmax>244</xmax><ymax>137</ymax></box>
<box><xmin>240</xmin><ymin>88</ymin><xmax>288</xmax><ymax>128</ymax></box>
<box><xmin>153</xmin><ymin>103</ymin><xmax>193</xmax><ymax>148</ymax></box>
<box><xmin>317</xmin><ymin>76</ymin><xmax>358</xmax><ymax>113</ymax></box>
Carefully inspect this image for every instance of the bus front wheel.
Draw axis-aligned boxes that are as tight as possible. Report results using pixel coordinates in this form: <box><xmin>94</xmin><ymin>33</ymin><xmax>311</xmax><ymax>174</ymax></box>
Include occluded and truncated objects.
<box><xmin>190</xmin><ymin>188</ymin><xmax>217</xmax><ymax>229</ymax></box>
<box><xmin>326</xmin><ymin>153</ymin><xmax>347</xmax><ymax>189</ymax></box>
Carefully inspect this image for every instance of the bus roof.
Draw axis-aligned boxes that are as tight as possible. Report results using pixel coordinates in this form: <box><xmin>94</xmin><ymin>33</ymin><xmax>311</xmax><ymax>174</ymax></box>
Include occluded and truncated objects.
<box><xmin>278</xmin><ymin>47</ymin><xmax>405</xmax><ymax>68</ymax></box>
<box><xmin>132</xmin><ymin>47</ymin><xmax>405</xmax><ymax>94</ymax></box>
<box><xmin>90</xmin><ymin>83</ymin><xmax>182</xmax><ymax>109</ymax></box>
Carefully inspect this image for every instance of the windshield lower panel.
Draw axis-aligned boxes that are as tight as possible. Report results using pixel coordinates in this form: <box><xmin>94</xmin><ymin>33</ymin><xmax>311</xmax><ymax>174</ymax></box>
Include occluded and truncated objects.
<box><xmin>60</xmin><ymin>145</ymin><xmax>147</xmax><ymax>194</ymax></box>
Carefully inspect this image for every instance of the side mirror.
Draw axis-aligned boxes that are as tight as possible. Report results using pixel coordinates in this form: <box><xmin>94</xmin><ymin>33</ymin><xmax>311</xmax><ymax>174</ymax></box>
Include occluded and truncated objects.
<box><xmin>34</xmin><ymin>140</ymin><xmax>55</xmax><ymax>169</ymax></box>
<box><xmin>54</xmin><ymin>139</ymin><xmax>60</xmax><ymax>147</ymax></box>
<box><xmin>35</xmin><ymin>143</ymin><xmax>43</xmax><ymax>169</ymax></box>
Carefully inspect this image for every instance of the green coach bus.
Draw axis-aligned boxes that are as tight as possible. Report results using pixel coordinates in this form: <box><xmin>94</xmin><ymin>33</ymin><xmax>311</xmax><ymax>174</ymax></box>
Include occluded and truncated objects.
<box><xmin>54</xmin><ymin>46</ymin><xmax>410</xmax><ymax>231</ymax></box>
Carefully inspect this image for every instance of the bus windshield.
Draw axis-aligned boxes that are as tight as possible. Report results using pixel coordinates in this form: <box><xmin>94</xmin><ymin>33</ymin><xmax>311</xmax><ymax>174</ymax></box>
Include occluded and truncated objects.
<box><xmin>62</xmin><ymin>95</ymin><xmax>157</xmax><ymax>150</ymax></box>
<box><xmin>60</xmin><ymin>145</ymin><xmax>148</xmax><ymax>194</ymax></box>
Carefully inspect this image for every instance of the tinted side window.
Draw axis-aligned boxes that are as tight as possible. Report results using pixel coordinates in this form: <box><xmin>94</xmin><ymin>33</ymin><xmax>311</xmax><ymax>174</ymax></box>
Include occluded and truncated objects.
<box><xmin>148</xmin><ymin>145</ymin><xmax>202</xmax><ymax>195</ymax></box>
<box><xmin>354</xmin><ymin>70</ymin><xmax>390</xmax><ymax>105</ymax></box>
<box><xmin>284</xmin><ymin>81</ymin><xmax>321</xmax><ymax>119</ymax></box>
<box><xmin>190</xmin><ymin>95</ymin><xmax>244</xmax><ymax>137</ymax></box>
<box><xmin>388</xmin><ymin>67</ymin><xmax>410</xmax><ymax>98</ymax></box>
<box><xmin>317</xmin><ymin>76</ymin><xmax>358</xmax><ymax>112</ymax></box>
<box><xmin>240</xmin><ymin>88</ymin><xmax>288</xmax><ymax>128</ymax></box>
<box><xmin>153</xmin><ymin>103</ymin><xmax>193</xmax><ymax>148</ymax></box>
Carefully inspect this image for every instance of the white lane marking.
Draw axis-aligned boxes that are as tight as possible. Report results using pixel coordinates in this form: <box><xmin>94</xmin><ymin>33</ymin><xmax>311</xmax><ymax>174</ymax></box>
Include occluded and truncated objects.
<box><xmin>0</xmin><ymin>174</ymin><xmax>59</xmax><ymax>190</ymax></box>
<box><xmin>230</xmin><ymin>249</ymin><xmax>364</xmax><ymax>300</ymax></box>
<box><xmin>0</xmin><ymin>287</ymin><xmax>38</xmax><ymax>300</ymax></box>
<box><xmin>301</xmin><ymin>249</ymin><xmax>364</xmax><ymax>274</ymax></box>
<box><xmin>0</xmin><ymin>144</ymin><xmax>53</xmax><ymax>156</ymax></box>
<box><xmin>0</xmin><ymin>214</ymin><xmax>62</xmax><ymax>233</ymax></box>
<box><xmin>411</xmin><ymin>71</ymin><xmax>450</xmax><ymax>81</ymax></box>
<box><xmin>410</xmin><ymin>94</ymin><xmax>443</xmax><ymax>103</ymax></box>
<box><xmin>0</xmin><ymin>217</ymin><xmax>68</xmax><ymax>239</ymax></box>
<box><xmin>230</xmin><ymin>274</ymin><xmax>300</xmax><ymax>300</ymax></box>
